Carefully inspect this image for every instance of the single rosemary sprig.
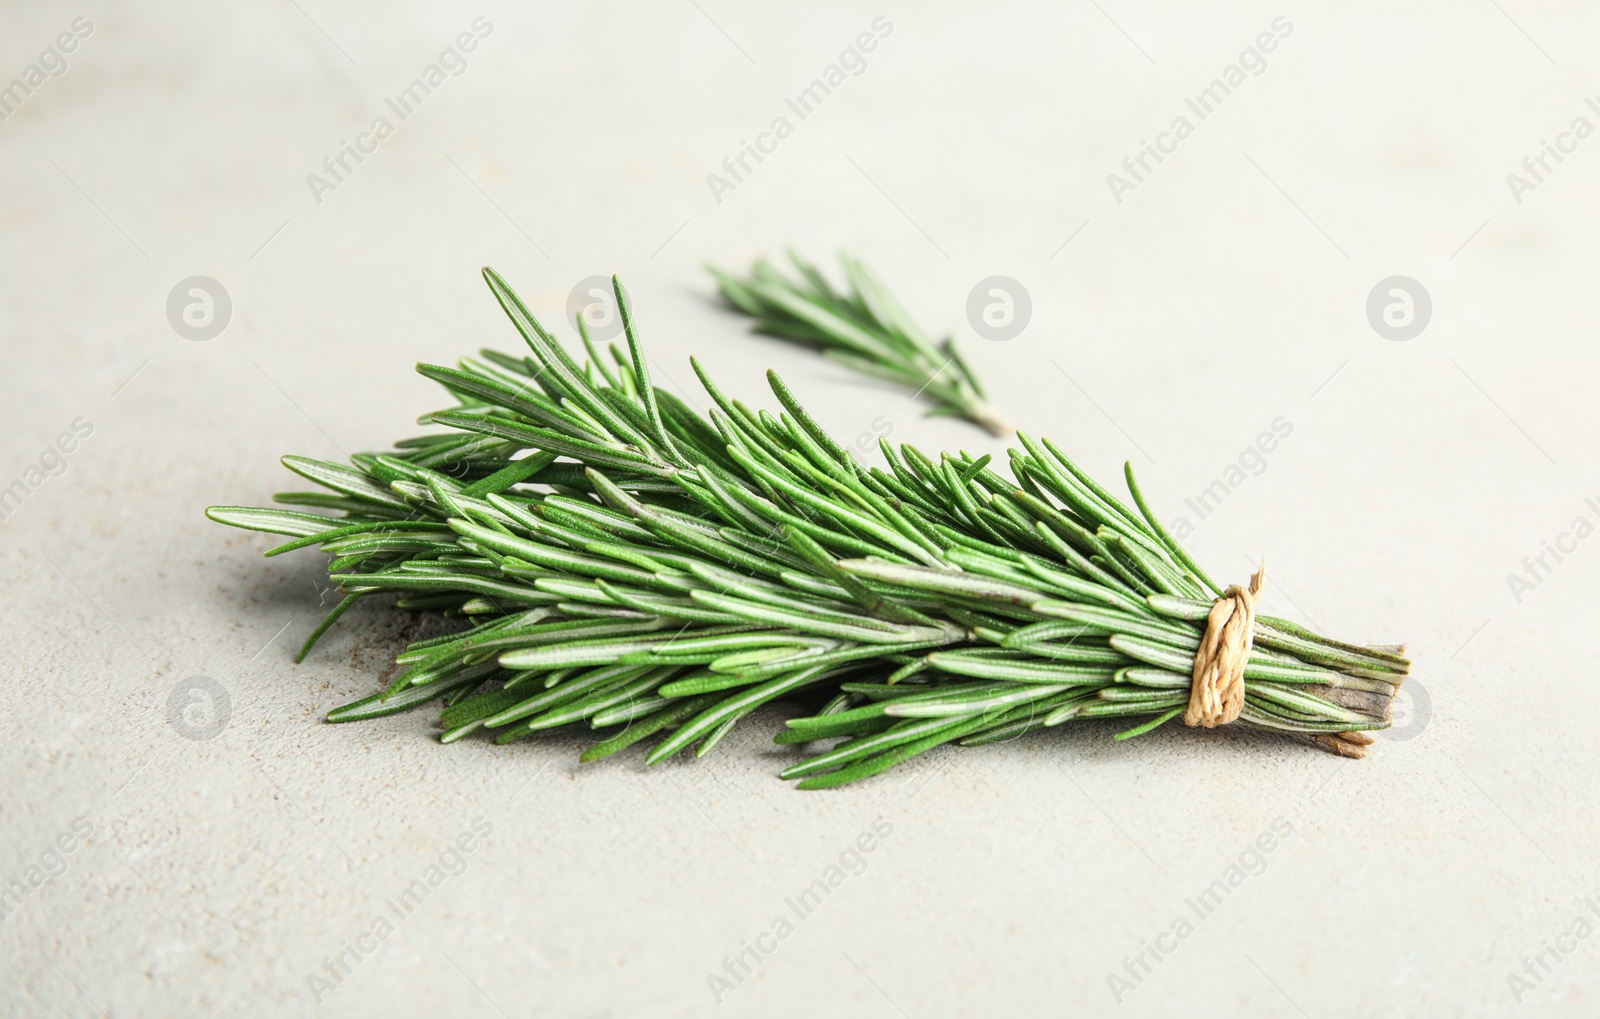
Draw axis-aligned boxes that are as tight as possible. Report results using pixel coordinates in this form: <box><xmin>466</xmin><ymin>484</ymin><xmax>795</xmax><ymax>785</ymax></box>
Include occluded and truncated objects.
<box><xmin>708</xmin><ymin>253</ymin><xmax>1011</xmax><ymax>436</ymax></box>
<box><xmin>208</xmin><ymin>267</ymin><xmax>1408</xmax><ymax>788</ymax></box>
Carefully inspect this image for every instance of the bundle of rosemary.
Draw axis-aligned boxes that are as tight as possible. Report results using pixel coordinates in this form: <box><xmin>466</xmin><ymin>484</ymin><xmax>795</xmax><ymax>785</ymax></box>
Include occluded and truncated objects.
<box><xmin>209</xmin><ymin>268</ymin><xmax>1408</xmax><ymax>788</ymax></box>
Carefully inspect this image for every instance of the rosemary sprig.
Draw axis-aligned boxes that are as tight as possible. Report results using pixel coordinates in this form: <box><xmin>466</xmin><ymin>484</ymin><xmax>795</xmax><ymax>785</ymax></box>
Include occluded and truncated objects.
<box><xmin>708</xmin><ymin>253</ymin><xmax>1011</xmax><ymax>435</ymax></box>
<box><xmin>208</xmin><ymin>268</ymin><xmax>1408</xmax><ymax>788</ymax></box>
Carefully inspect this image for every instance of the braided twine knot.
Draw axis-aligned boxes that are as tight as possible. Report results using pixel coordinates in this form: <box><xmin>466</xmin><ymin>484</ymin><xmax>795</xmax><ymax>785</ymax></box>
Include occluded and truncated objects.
<box><xmin>1183</xmin><ymin>565</ymin><xmax>1377</xmax><ymax>758</ymax></box>
<box><xmin>1184</xmin><ymin>567</ymin><xmax>1265</xmax><ymax>729</ymax></box>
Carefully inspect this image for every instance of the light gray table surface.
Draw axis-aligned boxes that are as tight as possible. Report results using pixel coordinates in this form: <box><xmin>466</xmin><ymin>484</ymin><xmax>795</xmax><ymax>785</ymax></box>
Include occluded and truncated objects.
<box><xmin>3</xmin><ymin>1</ymin><xmax>1598</xmax><ymax>1015</ymax></box>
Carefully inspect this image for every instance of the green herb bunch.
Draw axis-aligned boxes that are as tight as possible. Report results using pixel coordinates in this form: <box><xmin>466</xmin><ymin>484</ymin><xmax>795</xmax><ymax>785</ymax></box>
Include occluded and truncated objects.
<box><xmin>208</xmin><ymin>268</ymin><xmax>1408</xmax><ymax>788</ymax></box>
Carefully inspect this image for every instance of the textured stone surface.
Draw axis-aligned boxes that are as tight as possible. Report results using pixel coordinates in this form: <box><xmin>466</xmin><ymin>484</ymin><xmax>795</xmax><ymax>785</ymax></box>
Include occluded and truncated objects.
<box><xmin>3</xmin><ymin>2</ymin><xmax>1598</xmax><ymax>1015</ymax></box>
